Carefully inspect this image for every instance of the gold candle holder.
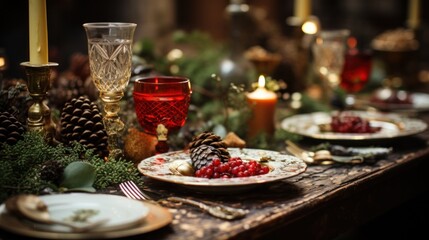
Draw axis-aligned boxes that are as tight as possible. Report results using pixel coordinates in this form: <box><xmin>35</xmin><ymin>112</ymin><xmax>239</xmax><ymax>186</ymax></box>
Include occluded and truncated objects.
<box><xmin>21</xmin><ymin>62</ymin><xmax>58</xmax><ymax>144</ymax></box>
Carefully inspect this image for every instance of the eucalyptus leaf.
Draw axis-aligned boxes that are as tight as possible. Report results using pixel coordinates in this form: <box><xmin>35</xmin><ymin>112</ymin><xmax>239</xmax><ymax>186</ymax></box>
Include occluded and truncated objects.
<box><xmin>60</xmin><ymin>161</ymin><xmax>96</xmax><ymax>192</ymax></box>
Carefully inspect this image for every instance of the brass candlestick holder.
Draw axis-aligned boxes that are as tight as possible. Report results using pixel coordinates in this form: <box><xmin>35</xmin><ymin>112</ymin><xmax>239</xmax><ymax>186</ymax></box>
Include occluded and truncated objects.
<box><xmin>21</xmin><ymin>62</ymin><xmax>58</xmax><ymax>144</ymax></box>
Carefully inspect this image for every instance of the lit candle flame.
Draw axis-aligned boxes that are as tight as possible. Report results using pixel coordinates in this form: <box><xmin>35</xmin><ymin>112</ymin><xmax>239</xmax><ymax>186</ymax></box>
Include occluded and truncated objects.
<box><xmin>258</xmin><ymin>75</ymin><xmax>266</xmax><ymax>88</ymax></box>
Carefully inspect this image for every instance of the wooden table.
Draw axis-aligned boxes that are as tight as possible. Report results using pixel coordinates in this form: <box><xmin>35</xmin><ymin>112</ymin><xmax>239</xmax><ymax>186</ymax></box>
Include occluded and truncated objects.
<box><xmin>129</xmin><ymin>113</ymin><xmax>429</xmax><ymax>240</ymax></box>
<box><xmin>1</xmin><ymin>114</ymin><xmax>429</xmax><ymax>240</ymax></box>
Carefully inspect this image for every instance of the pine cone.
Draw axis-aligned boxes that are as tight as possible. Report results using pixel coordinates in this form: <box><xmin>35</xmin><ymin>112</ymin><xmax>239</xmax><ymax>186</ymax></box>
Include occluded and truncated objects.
<box><xmin>190</xmin><ymin>145</ymin><xmax>223</xmax><ymax>170</ymax></box>
<box><xmin>188</xmin><ymin>131</ymin><xmax>230</xmax><ymax>168</ymax></box>
<box><xmin>60</xmin><ymin>96</ymin><xmax>108</xmax><ymax>158</ymax></box>
<box><xmin>49</xmin><ymin>53</ymin><xmax>97</xmax><ymax>109</ymax></box>
<box><xmin>49</xmin><ymin>74</ymin><xmax>97</xmax><ymax>110</ymax></box>
<box><xmin>0</xmin><ymin>111</ymin><xmax>25</xmax><ymax>146</ymax></box>
<box><xmin>0</xmin><ymin>82</ymin><xmax>31</xmax><ymax>125</ymax></box>
<box><xmin>40</xmin><ymin>160</ymin><xmax>64</xmax><ymax>185</ymax></box>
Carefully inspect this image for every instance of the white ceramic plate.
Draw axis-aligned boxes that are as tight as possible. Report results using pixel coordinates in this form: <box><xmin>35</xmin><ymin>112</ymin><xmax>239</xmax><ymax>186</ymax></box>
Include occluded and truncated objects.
<box><xmin>138</xmin><ymin>148</ymin><xmax>307</xmax><ymax>193</ymax></box>
<box><xmin>13</xmin><ymin>193</ymin><xmax>149</xmax><ymax>233</ymax></box>
<box><xmin>407</xmin><ymin>93</ymin><xmax>429</xmax><ymax>110</ymax></box>
<box><xmin>281</xmin><ymin>111</ymin><xmax>427</xmax><ymax>141</ymax></box>
<box><xmin>0</xmin><ymin>194</ymin><xmax>172</xmax><ymax>239</ymax></box>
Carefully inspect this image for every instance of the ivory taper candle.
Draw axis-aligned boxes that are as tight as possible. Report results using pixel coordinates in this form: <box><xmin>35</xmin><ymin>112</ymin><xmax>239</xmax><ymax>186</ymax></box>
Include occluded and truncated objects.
<box><xmin>294</xmin><ymin>0</ymin><xmax>311</xmax><ymax>21</ymax></box>
<box><xmin>407</xmin><ymin>0</ymin><xmax>420</xmax><ymax>29</ymax></box>
<box><xmin>29</xmin><ymin>0</ymin><xmax>49</xmax><ymax>64</ymax></box>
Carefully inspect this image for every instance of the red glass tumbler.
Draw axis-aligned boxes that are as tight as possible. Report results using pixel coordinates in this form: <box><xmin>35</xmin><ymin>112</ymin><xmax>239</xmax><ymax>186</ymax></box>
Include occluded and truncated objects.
<box><xmin>340</xmin><ymin>50</ymin><xmax>372</xmax><ymax>93</ymax></box>
<box><xmin>133</xmin><ymin>76</ymin><xmax>191</xmax><ymax>153</ymax></box>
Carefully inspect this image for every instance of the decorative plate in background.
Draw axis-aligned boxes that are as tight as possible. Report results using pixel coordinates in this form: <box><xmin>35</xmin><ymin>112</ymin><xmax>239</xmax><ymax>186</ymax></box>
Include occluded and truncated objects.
<box><xmin>281</xmin><ymin>111</ymin><xmax>427</xmax><ymax>141</ymax></box>
<box><xmin>138</xmin><ymin>148</ymin><xmax>307</xmax><ymax>193</ymax></box>
<box><xmin>368</xmin><ymin>91</ymin><xmax>429</xmax><ymax>112</ymax></box>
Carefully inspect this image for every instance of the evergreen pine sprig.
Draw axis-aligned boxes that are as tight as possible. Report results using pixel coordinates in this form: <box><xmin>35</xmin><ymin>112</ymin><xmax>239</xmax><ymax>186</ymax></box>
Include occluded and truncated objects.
<box><xmin>0</xmin><ymin>132</ymin><xmax>143</xmax><ymax>202</ymax></box>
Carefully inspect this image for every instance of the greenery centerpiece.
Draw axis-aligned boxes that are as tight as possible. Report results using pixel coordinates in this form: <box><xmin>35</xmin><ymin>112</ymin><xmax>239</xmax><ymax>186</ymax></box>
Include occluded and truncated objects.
<box><xmin>0</xmin><ymin>30</ymin><xmax>305</xmax><ymax>202</ymax></box>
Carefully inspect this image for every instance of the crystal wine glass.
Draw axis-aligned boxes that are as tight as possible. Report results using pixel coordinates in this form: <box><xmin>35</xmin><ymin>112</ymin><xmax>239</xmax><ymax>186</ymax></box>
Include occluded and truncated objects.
<box><xmin>83</xmin><ymin>22</ymin><xmax>136</xmax><ymax>158</ymax></box>
<box><xmin>312</xmin><ymin>29</ymin><xmax>350</xmax><ymax>105</ymax></box>
<box><xmin>133</xmin><ymin>76</ymin><xmax>192</xmax><ymax>153</ymax></box>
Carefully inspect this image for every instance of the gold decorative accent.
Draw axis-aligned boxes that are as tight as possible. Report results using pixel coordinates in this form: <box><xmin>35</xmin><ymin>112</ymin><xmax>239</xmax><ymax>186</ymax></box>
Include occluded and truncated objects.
<box><xmin>156</xmin><ymin>124</ymin><xmax>168</xmax><ymax>141</ymax></box>
<box><xmin>21</xmin><ymin>62</ymin><xmax>58</xmax><ymax>144</ymax></box>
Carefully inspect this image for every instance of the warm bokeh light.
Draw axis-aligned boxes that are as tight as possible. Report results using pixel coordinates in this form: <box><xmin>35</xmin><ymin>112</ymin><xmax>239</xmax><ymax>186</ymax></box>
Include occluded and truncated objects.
<box><xmin>302</xmin><ymin>16</ymin><xmax>320</xmax><ymax>35</ymax></box>
<box><xmin>347</xmin><ymin>37</ymin><xmax>358</xmax><ymax>49</ymax></box>
<box><xmin>167</xmin><ymin>48</ymin><xmax>183</xmax><ymax>61</ymax></box>
<box><xmin>302</xmin><ymin>21</ymin><xmax>318</xmax><ymax>34</ymax></box>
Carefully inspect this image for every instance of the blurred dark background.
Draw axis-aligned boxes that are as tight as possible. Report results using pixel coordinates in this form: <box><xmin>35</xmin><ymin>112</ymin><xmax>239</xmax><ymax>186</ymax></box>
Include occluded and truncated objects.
<box><xmin>0</xmin><ymin>0</ymin><xmax>428</xmax><ymax>79</ymax></box>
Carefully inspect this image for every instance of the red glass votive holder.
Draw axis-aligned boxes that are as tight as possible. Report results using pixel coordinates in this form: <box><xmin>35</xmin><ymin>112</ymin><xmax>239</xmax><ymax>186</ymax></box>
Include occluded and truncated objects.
<box><xmin>340</xmin><ymin>50</ymin><xmax>372</xmax><ymax>93</ymax></box>
<box><xmin>133</xmin><ymin>76</ymin><xmax>192</xmax><ymax>136</ymax></box>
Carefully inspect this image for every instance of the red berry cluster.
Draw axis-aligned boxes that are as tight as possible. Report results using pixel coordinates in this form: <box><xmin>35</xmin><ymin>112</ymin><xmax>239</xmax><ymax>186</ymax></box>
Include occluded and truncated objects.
<box><xmin>194</xmin><ymin>157</ymin><xmax>270</xmax><ymax>179</ymax></box>
<box><xmin>331</xmin><ymin>114</ymin><xmax>381</xmax><ymax>133</ymax></box>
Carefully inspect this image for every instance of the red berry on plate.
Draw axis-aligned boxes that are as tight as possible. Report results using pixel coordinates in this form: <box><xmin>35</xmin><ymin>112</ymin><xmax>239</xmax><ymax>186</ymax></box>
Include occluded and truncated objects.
<box><xmin>194</xmin><ymin>156</ymin><xmax>270</xmax><ymax>178</ymax></box>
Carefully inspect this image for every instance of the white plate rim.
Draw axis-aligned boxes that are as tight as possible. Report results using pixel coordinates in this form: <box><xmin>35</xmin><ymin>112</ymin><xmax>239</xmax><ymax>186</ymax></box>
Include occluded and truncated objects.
<box><xmin>369</xmin><ymin>92</ymin><xmax>429</xmax><ymax>111</ymax></box>
<box><xmin>280</xmin><ymin>111</ymin><xmax>428</xmax><ymax>140</ymax></box>
<box><xmin>0</xmin><ymin>195</ymin><xmax>172</xmax><ymax>239</ymax></box>
<box><xmin>2</xmin><ymin>193</ymin><xmax>149</xmax><ymax>233</ymax></box>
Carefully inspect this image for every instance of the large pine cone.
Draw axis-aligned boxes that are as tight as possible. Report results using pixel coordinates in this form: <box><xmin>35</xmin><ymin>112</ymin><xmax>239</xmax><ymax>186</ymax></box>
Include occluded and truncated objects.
<box><xmin>188</xmin><ymin>132</ymin><xmax>230</xmax><ymax>169</ymax></box>
<box><xmin>60</xmin><ymin>96</ymin><xmax>108</xmax><ymax>158</ymax></box>
<box><xmin>0</xmin><ymin>111</ymin><xmax>25</xmax><ymax>146</ymax></box>
<box><xmin>190</xmin><ymin>145</ymin><xmax>223</xmax><ymax>170</ymax></box>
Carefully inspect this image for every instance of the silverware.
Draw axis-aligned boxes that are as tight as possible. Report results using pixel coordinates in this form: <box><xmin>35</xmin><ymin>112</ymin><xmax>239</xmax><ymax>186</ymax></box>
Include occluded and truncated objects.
<box><xmin>119</xmin><ymin>181</ymin><xmax>248</xmax><ymax>220</ymax></box>
<box><xmin>285</xmin><ymin>140</ymin><xmax>364</xmax><ymax>165</ymax></box>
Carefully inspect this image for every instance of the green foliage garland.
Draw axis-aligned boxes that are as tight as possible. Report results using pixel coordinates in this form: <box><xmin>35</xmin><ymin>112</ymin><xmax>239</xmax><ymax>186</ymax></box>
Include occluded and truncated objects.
<box><xmin>0</xmin><ymin>132</ymin><xmax>143</xmax><ymax>202</ymax></box>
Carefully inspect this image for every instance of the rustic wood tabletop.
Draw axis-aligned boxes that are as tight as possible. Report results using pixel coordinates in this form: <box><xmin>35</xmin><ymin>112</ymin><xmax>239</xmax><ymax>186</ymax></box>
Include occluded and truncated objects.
<box><xmin>1</xmin><ymin>114</ymin><xmax>428</xmax><ymax>240</ymax></box>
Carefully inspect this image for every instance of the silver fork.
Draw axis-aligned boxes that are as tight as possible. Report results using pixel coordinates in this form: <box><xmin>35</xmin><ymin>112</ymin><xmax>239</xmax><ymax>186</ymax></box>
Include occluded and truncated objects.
<box><xmin>119</xmin><ymin>181</ymin><xmax>248</xmax><ymax>220</ymax></box>
<box><xmin>285</xmin><ymin>140</ymin><xmax>364</xmax><ymax>165</ymax></box>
